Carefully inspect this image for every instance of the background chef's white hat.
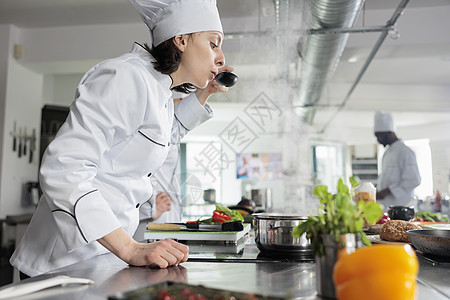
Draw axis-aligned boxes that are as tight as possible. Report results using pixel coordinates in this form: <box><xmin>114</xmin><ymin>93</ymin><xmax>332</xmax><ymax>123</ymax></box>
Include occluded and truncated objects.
<box><xmin>374</xmin><ymin>111</ymin><xmax>395</xmax><ymax>133</ymax></box>
<box><xmin>128</xmin><ymin>0</ymin><xmax>223</xmax><ymax>47</ymax></box>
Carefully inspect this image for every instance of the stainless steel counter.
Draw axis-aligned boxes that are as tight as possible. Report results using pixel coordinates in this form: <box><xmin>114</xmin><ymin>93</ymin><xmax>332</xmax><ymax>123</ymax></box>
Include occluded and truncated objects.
<box><xmin>2</xmin><ymin>236</ymin><xmax>450</xmax><ymax>300</ymax></box>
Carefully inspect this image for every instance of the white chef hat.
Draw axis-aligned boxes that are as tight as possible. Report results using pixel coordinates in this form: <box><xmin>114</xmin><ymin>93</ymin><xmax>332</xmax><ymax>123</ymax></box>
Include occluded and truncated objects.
<box><xmin>374</xmin><ymin>111</ymin><xmax>395</xmax><ymax>133</ymax></box>
<box><xmin>128</xmin><ymin>0</ymin><xmax>223</xmax><ymax>47</ymax></box>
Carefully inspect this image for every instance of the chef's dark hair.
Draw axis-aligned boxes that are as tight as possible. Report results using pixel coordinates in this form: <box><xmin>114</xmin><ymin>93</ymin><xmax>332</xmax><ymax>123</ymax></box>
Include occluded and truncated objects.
<box><xmin>144</xmin><ymin>38</ymin><xmax>196</xmax><ymax>94</ymax></box>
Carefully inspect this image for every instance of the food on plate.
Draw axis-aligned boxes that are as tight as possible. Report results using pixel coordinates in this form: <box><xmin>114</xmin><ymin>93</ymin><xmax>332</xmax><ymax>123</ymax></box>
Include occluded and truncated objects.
<box><xmin>212</xmin><ymin>210</ymin><xmax>232</xmax><ymax>223</ymax></box>
<box><xmin>333</xmin><ymin>244</ymin><xmax>418</xmax><ymax>300</ymax></box>
<box><xmin>414</xmin><ymin>211</ymin><xmax>449</xmax><ymax>223</ymax></box>
<box><xmin>193</xmin><ymin>204</ymin><xmax>244</xmax><ymax>224</ymax></box>
<box><xmin>379</xmin><ymin>220</ymin><xmax>421</xmax><ymax>243</ymax></box>
<box><xmin>110</xmin><ymin>282</ymin><xmax>280</xmax><ymax>300</ymax></box>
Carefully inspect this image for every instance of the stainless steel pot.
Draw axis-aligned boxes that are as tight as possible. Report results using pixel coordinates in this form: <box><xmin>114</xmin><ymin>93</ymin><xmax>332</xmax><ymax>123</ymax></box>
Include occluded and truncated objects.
<box><xmin>252</xmin><ymin>213</ymin><xmax>312</xmax><ymax>256</ymax></box>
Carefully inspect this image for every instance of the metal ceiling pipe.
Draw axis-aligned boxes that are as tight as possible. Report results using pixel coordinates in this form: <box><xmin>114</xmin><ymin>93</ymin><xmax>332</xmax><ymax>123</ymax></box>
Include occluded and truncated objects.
<box><xmin>295</xmin><ymin>0</ymin><xmax>365</xmax><ymax>124</ymax></box>
<box><xmin>318</xmin><ymin>0</ymin><xmax>410</xmax><ymax>133</ymax></box>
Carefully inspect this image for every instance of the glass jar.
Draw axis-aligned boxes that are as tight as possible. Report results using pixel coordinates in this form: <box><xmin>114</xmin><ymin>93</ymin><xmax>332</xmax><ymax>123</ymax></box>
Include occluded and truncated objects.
<box><xmin>355</xmin><ymin>182</ymin><xmax>376</xmax><ymax>203</ymax></box>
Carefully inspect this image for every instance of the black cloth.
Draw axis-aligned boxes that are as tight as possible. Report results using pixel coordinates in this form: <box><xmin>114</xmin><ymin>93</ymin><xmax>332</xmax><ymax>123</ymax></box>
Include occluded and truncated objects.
<box><xmin>19</xmin><ymin>271</ymin><xmax>30</xmax><ymax>280</ymax></box>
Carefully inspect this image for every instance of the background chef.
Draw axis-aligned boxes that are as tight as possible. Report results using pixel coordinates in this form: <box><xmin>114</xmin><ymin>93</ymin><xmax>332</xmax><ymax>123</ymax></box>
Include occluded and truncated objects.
<box><xmin>10</xmin><ymin>0</ymin><xmax>232</xmax><ymax>277</ymax></box>
<box><xmin>374</xmin><ymin>111</ymin><xmax>421</xmax><ymax>209</ymax></box>
<box><xmin>139</xmin><ymin>92</ymin><xmax>191</xmax><ymax>224</ymax></box>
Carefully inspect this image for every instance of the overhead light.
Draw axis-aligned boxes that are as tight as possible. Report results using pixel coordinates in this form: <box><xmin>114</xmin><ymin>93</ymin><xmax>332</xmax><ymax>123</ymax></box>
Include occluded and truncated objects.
<box><xmin>348</xmin><ymin>57</ymin><xmax>358</xmax><ymax>63</ymax></box>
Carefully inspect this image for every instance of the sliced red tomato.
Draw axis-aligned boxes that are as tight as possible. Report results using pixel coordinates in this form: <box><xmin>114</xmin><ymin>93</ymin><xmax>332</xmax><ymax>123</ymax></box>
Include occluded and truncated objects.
<box><xmin>211</xmin><ymin>210</ymin><xmax>232</xmax><ymax>223</ymax></box>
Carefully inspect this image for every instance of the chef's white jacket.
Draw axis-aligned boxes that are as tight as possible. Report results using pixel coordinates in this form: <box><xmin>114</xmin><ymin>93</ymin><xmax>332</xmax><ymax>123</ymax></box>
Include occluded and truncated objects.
<box><xmin>10</xmin><ymin>43</ymin><xmax>213</xmax><ymax>276</ymax></box>
<box><xmin>377</xmin><ymin>140</ymin><xmax>421</xmax><ymax>209</ymax></box>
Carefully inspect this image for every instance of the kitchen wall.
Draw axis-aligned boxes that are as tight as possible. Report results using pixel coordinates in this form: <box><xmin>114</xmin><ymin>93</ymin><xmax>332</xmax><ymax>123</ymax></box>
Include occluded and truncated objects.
<box><xmin>0</xmin><ymin>25</ymin><xmax>8</xmax><ymax>214</ymax></box>
<box><xmin>0</xmin><ymin>20</ymin><xmax>449</xmax><ymax>219</ymax></box>
<box><xmin>0</xmin><ymin>25</ymin><xmax>43</xmax><ymax>219</ymax></box>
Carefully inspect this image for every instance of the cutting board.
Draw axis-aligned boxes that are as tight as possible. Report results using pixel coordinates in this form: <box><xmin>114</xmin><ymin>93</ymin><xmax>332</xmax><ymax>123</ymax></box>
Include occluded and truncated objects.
<box><xmin>368</xmin><ymin>235</ymin><xmax>409</xmax><ymax>245</ymax></box>
<box><xmin>413</xmin><ymin>222</ymin><xmax>450</xmax><ymax>230</ymax></box>
<box><xmin>144</xmin><ymin>223</ymin><xmax>251</xmax><ymax>242</ymax></box>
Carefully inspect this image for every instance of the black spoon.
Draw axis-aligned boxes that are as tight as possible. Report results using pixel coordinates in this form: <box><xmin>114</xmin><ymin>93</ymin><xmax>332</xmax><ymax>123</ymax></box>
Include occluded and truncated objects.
<box><xmin>215</xmin><ymin>72</ymin><xmax>238</xmax><ymax>87</ymax></box>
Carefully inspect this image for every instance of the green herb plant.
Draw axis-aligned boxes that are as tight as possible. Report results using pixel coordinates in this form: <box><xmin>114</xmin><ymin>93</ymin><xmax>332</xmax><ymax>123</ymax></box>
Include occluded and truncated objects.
<box><xmin>293</xmin><ymin>177</ymin><xmax>383</xmax><ymax>257</ymax></box>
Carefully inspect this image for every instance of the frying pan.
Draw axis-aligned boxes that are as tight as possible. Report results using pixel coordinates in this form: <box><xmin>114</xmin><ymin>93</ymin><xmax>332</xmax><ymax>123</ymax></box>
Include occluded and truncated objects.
<box><xmin>407</xmin><ymin>229</ymin><xmax>450</xmax><ymax>257</ymax></box>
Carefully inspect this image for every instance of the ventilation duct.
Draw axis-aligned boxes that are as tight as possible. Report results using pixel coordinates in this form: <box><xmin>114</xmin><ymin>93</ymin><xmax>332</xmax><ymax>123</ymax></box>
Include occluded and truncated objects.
<box><xmin>295</xmin><ymin>0</ymin><xmax>365</xmax><ymax>124</ymax></box>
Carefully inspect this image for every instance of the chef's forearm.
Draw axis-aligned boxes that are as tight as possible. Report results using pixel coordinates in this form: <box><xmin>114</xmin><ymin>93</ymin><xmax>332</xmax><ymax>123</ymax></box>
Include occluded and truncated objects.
<box><xmin>376</xmin><ymin>188</ymin><xmax>391</xmax><ymax>200</ymax></box>
<box><xmin>97</xmin><ymin>227</ymin><xmax>137</xmax><ymax>263</ymax></box>
<box><xmin>98</xmin><ymin>227</ymin><xmax>189</xmax><ymax>268</ymax></box>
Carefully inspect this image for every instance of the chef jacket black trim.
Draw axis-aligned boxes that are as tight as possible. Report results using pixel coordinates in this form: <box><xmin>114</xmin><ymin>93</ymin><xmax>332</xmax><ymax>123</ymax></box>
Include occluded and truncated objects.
<box><xmin>135</xmin><ymin>42</ymin><xmax>145</xmax><ymax>50</ymax></box>
<box><xmin>68</xmin><ymin>189</ymin><xmax>99</xmax><ymax>243</ymax></box>
<box><xmin>138</xmin><ymin>130</ymin><xmax>166</xmax><ymax>147</ymax></box>
<box><xmin>174</xmin><ymin>114</ymin><xmax>190</xmax><ymax>131</ymax></box>
<box><xmin>71</xmin><ymin>189</ymin><xmax>98</xmax><ymax>243</ymax></box>
<box><xmin>51</xmin><ymin>209</ymin><xmax>75</xmax><ymax>219</ymax></box>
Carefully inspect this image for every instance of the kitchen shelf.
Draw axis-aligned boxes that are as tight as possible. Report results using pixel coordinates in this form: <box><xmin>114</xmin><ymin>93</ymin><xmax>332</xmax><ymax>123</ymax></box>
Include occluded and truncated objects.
<box><xmin>352</xmin><ymin>158</ymin><xmax>378</xmax><ymax>183</ymax></box>
<box><xmin>350</xmin><ymin>144</ymin><xmax>378</xmax><ymax>184</ymax></box>
<box><xmin>351</xmin><ymin>169</ymin><xmax>378</xmax><ymax>175</ymax></box>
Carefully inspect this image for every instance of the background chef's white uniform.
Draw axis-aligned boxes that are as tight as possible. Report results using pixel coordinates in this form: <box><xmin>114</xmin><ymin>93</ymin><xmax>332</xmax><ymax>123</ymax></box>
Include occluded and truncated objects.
<box><xmin>10</xmin><ymin>43</ymin><xmax>213</xmax><ymax>277</ymax></box>
<box><xmin>137</xmin><ymin>92</ymin><xmax>211</xmax><ymax>225</ymax></box>
<box><xmin>140</xmin><ymin>144</ymin><xmax>183</xmax><ymax>223</ymax></box>
<box><xmin>377</xmin><ymin>139</ymin><xmax>421</xmax><ymax>209</ymax></box>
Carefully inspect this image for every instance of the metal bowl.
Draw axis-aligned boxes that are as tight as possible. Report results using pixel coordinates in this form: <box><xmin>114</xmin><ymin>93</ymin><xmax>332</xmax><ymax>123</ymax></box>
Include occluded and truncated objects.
<box><xmin>407</xmin><ymin>229</ymin><xmax>450</xmax><ymax>257</ymax></box>
<box><xmin>252</xmin><ymin>213</ymin><xmax>312</xmax><ymax>256</ymax></box>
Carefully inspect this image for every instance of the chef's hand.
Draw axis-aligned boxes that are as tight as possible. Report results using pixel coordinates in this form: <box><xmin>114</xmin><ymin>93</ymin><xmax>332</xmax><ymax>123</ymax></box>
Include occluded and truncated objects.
<box><xmin>153</xmin><ymin>192</ymin><xmax>171</xmax><ymax>221</ymax></box>
<box><xmin>128</xmin><ymin>239</ymin><xmax>189</xmax><ymax>268</ymax></box>
<box><xmin>376</xmin><ymin>188</ymin><xmax>391</xmax><ymax>200</ymax></box>
<box><xmin>98</xmin><ymin>228</ymin><xmax>189</xmax><ymax>269</ymax></box>
<box><xmin>196</xmin><ymin>66</ymin><xmax>235</xmax><ymax>106</ymax></box>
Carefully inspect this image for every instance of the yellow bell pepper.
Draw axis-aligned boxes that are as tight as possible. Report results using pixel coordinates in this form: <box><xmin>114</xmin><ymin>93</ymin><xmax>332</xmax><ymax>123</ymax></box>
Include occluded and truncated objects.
<box><xmin>333</xmin><ymin>244</ymin><xmax>419</xmax><ymax>300</ymax></box>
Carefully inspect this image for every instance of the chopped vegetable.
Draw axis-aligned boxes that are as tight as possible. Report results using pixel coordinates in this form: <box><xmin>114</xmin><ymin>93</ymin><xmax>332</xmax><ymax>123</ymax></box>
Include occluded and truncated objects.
<box><xmin>212</xmin><ymin>210</ymin><xmax>232</xmax><ymax>223</ymax></box>
<box><xmin>197</xmin><ymin>204</ymin><xmax>244</xmax><ymax>224</ymax></box>
<box><xmin>215</xmin><ymin>204</ymin><xmax>244</xmax><ymax>222</ymax></box>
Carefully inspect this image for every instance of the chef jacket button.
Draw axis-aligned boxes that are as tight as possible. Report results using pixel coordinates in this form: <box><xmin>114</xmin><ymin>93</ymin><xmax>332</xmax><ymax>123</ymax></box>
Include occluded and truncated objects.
<box><xmin>147</xmin><ymin>173</ymin><xmax>152</xmax><ymax>177</ymax></box>
<box><xmin>165</xmin><ymin>103</ymin><xmax>168</xmax><ymax>108</ymax></box>
<box><xmin>136</xmin><ymin>203</ymin><xmax>140</xmax><ymax>208</ymax></box>
<box><xmin>168</xmin><ymin>142</ymin><xmax>170</xmax><ymax>146</ymax></box>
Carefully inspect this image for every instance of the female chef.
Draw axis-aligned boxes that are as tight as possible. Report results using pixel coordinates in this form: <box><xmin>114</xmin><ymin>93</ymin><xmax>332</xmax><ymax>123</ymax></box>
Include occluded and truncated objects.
<box><xmin>10</xmin><ymin>0</ymin><xmax>231</xmax><ymax>277</ymax></box>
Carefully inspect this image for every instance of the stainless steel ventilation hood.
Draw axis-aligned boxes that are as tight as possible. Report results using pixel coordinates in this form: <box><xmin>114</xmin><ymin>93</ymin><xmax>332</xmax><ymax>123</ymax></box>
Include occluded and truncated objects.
<box><xmin>295</xmin><ymin>0</ymin><xmax>365</xmax><ymax>124</ymax></box>
<box><xmin>224</xmin><ymin>0</ymin><xmax>410</xmax><ymax>128</ymax></box>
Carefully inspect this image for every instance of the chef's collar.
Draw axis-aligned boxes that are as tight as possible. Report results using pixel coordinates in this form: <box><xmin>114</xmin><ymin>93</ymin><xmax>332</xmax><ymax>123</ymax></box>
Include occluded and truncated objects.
<box><xmin>390</xmin><ymin>139</ymin><xmax>402</xmax><ymax>148</ymax></box>
<box><xmin>131</xmin><ymin>42</ymin><xmax>172</xmax><ymax>92</ymax></box>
